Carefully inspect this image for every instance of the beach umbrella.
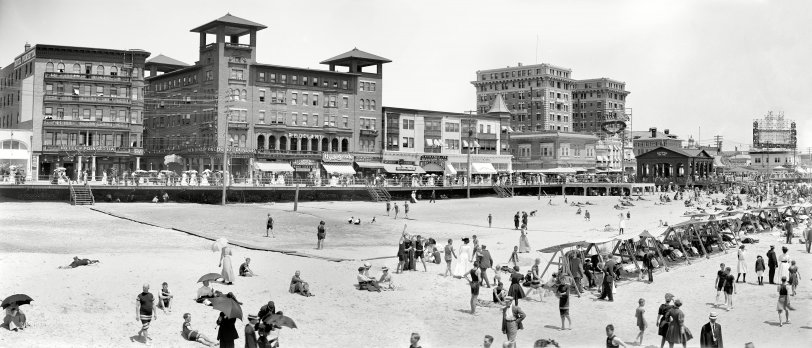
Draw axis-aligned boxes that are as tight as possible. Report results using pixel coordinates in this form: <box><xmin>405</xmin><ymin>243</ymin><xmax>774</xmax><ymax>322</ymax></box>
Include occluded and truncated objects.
<box><xmin>211</xmin><ymin>237</ymin><xmax>229</xmax><ymax>252</ymax></box>
<box><xmin>210</xmin><ymin>296</ymin><xmax>243</xmax><ymax>320</ymax></box>
<box><xmin>263</xmin><ymin>313</ymin><xmax>297</xmax><ymax>329</ymax></box>
<box><xmin>197</xmin><ymin>273</ymin><xmax>223</xmax><ymax>283</ymax></box>
<box><xmin>1</xmin><ymin>294</ymin><xmax>33</xmax><ymax>309</ymax></box>
<box><xmin>189</xmin><ymin>169</ymin><xmax>198</xmax><ymax>174</ymax></box>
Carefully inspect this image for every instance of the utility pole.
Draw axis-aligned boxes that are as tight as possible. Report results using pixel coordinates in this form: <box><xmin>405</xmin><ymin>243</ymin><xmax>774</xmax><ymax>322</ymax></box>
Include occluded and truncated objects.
<box><xmin>464</xmin><ymin>110</ymin><xmax>477</xmax><ymax>199</ymax></box>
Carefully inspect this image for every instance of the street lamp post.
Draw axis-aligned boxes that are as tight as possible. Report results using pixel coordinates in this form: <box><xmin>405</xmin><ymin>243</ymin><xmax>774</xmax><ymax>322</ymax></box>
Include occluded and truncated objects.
<box><xmin>221</xmin><ymin>133</ymin><xmax>233</xmax><ymax>206</ymax></box>
<box><xmin>467</xmin><ymin>128</ymin><xmax>473</xmax><ymax>199</ymax></box>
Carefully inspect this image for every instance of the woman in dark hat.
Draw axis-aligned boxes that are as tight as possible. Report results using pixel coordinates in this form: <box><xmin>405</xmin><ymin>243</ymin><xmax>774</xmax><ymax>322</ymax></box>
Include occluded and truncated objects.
<box><xmin>656</xmin><ymin>293</ymin><xmax>675</xmax><ymax>348</ymax></box>
<box><xmin>665</xmin><ymin>299</ymin><xmax>692</xmax><ymax>348</ymax></box>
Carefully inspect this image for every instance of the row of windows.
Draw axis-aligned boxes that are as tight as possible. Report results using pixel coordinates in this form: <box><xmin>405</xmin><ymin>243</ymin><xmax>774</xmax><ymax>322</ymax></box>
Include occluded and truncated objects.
<box><xmin>152</xmin><ymin>74</ymin><xmax>198</xmax><ymax>92</ymax></box>
<box><xmin>1</xmin><ymin>113</ymin><xmax>19</xmax><ymax>128</ymax></box>
<box><xmin>573</xmin><ymin>102</ymin><xmax>624</xmax><ymax>110</ymax></box>
<box><xmin>516</xmin><ymin>144</ymin><xmax>591</xmax><ymax>158</ymax></box>
<box><xmin>478</xmin><ymin>91</ymin><xmax>571</xmax><ymax>102</ymax></box>
<box><xmin>1</xmin><ymin>61</ymin><xmax>35</xmax><ymax>87</ymax></box>
<box><xmin>573</xmin><ymin>92</ymin><xmax>625</xmax><ymax>101</ymax></box>
<box><xmin>256</xmin><ymin>70</ymin><xmax>350</xmax><ymax>90</ymax></box>
<box><xmin>477</xmin><ymin>79</ymin><xmax>572</xmax><ymax>92</ymax></box>
<box><xmin>44</xmin><ymin>62</ymin><xmax>139</xmax><ymax>78</ymax></box>
<box><xmin>45</xmin><ymin>83</ymin><xmax>133</xmax><ymax>98</ymax></box>
<box><xmin>480</xmin><ymin>68</ymin><xmax>571</xmax><ymax>81</ymax></box>
<box><xmin>753</xmin><ymin>157</ymin><xmax>789</xmax><ymax>163</ymax></box>
<box><xmin>43</xmin><ymin>131</ymin><xmax>138</xmax><ymax>148</ymax></box>
<box><xmin>43</xmin><ymin>107</ymin><xmax>140</xmax><ymax>123</ymax></box>
<box><xmin>578</xmin><ymin>82</ymin><xmax>624</xmax><ymax>90</ymax></box>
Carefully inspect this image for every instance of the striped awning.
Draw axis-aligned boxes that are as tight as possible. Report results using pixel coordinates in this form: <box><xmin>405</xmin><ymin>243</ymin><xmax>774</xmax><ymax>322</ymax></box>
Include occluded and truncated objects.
<box><xmin>321</xmin><ymin>163</ymin><xmax>356</xmax><ymax>175</ymax></box>
<box><xmin>355</xmin><ymin>161</ymin><xmax>385</xmax><ymax>169</ymax></box>
<box><xmin>471</xmin><ymin>162</ymin><xmax>497</xmax><ymax>175</ymax></box>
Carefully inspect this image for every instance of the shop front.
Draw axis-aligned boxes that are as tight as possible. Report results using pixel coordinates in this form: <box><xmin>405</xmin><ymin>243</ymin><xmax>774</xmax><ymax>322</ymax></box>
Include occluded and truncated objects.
<box><xmin>38</xmin><ymin>145</ymin><xmax>142</xmax><ymax>183</ymax></box>
<box><xmin>321</xmin><ymin>153</ymin><xmax>356</xmax><ymax>186</ymax></box>
<box><xmin>253</xmin><ymin>161</ymin><xmax>294</xmax><ymax>186</ymax></box>
<box><xmin>0</xmin><ymin>130</ymin><xmax>33</xmax><ymax>183</ymax></box>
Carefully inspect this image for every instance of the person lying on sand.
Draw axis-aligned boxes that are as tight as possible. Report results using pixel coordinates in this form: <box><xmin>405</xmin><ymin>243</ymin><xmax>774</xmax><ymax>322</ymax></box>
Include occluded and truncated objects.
<box><xmin>58</xmin><ymin>256</ymin><xmax>100</xmax><ymax>269</ymax></box>
<box><xmin>181</xmin><ymin>313</ymin><xmax>217</xmax><ymax>346</ymax></box>
<box><xmin>530</xmin><ymin>210</ymin><xmax>537</xmax><ymax>217</ymax></box>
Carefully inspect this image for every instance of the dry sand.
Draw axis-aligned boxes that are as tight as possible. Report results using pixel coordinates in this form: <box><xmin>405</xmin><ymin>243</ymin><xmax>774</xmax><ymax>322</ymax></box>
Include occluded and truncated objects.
<box><xmin>0</xmin><ymin>195</ymin><xmax>810</xmax><ymax>348</ymax></box>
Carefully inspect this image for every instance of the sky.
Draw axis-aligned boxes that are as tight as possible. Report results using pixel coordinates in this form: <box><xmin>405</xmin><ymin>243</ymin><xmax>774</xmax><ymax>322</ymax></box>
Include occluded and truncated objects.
<box><xmin>1</xmin><ymin>0</ymin><xmax>810</xmax><ymax>152</ymax></box>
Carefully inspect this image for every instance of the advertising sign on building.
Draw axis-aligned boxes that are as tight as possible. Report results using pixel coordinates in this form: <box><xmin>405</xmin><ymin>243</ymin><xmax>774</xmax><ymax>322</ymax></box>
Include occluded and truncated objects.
<box><xmin>322</xmin><ymin>153</ymin><xmax>354</xmax><ymax>162</ymax></box>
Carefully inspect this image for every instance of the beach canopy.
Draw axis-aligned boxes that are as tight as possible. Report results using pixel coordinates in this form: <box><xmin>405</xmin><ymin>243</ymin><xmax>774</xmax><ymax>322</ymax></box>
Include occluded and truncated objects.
<box><xmin>1</xmin><ymin>294</ymin><xmax>33</xmax><ymax>309</ymax></box>
<box><xmin>538</xmin><ymin>241</ymin><xmax>585</xmax><ymax>254</ymax></box>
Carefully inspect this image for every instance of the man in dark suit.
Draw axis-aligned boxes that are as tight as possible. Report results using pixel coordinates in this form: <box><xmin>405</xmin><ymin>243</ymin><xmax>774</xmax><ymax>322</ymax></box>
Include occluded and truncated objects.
<box><xmin>699</xmin><ymin>312</ymin><xmax>723</xmax><ymax>348</ymax></box>
<box><xmin>478</xmin><ymin>245</ymin><xmax>494</xmax><ymax>288</ymax></box>
<box><xmin>501</xmin><ymin>296</ymin><xmax>526</xmax><ymax>348</ymax></box>
<box><xmin>766</xmin><ymin>245</ymin><xmax>778</xmax><ymax>284</ymax></box>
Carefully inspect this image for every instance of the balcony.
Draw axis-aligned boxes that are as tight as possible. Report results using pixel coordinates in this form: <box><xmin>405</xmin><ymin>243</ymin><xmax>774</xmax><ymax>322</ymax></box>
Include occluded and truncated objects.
<box><xmin>42</xmin><ymin>119</ymin><xmax>133</xmax><ymax>130</ymax></box>
<box><xmin>255</xmin><ymin>121</ymin><xmax>287</xmax><ymax>131</ymax></box>
<box><xmin>228</xmin><ymin>121</ymin><xmax>248</xmax><ymax>130</ymax></box>
<box><xmin>44</xmin><ymin>94</ymin><xmax>131</xmax><ymax>105</ymax></box>
<box><xmin>44</xmin><ymin>72</ymin><xmax>132</xmax><ymax>83</ymax></box>
<box><xmin>359</xmin><ymin>129</ymin><xmax>379</xmax><ymax>137</ymax></box>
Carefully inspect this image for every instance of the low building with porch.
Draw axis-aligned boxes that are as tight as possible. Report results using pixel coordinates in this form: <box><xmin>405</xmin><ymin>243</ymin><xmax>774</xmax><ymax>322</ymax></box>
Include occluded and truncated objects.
<box><xmin>635</xmin><ymin>146</ymin><xmax>714</xmax><ymax>187</ymax></box>
<box><xmin>0</xmin><ymin>129</ymin><xmax>33</xmax><ymax>182</ymax></box>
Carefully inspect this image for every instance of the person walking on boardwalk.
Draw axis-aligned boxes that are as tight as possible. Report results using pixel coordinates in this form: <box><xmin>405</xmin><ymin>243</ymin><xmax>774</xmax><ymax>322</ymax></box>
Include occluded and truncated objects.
<box><xmin>430</xmin><ymin>189</ymin><xmax>436</xmax><ymax>203</ymax></box>
<box><xmin>393</xmin><ymin>202</ymin><xmax>400</xmax><ymax>219</ymax></box>
<box><xmin>316</xmin><ymin>221</ymin><xmax>326</xmax><ymax>250</ymax></box>
<box><xmin>265</xmin><ymin>214</ymin><xmax>274</xmax><ymax>238</ymax></box>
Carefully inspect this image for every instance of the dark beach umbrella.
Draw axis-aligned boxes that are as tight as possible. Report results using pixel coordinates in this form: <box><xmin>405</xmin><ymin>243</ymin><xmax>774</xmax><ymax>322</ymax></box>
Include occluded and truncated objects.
<box><xmin>264</xmin><ymin>313</ymin><xmax>297</xmax><ymax>329</ymax></box>
<box><xmin>210</xmin><ymin>296</ymin><xmax>243</xmax><ymax>320</ymax></box>
<box><xmin>198</xmin><ymin>273</ymin><xmax>222</xmax><ymax>283</ymax></box>
<box><xmin>2</xmin><ymin>294</ymin><xmax>33</xmax><ymax>309</ymax></box>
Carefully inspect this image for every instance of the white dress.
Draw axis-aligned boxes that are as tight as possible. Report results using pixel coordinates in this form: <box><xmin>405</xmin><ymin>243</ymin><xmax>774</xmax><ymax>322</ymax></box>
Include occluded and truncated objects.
<box><xmin>777</xmin><ymin>253</ymin><xmax>791</xmax><ymax>280</ymax></box>
<box><xmin>221</xmin><ymin>247</ymin><xmax>235</xmax><ymax>283</ymax></box>
<box><xmin>736</xmin><ymin>249</ymin><xmax>747</xmax><ymax>273</ymax></box>
<box><xmin>452</xmin><ymin>243</ymin><xmax>473</xmax><ymax>277</ymax></box>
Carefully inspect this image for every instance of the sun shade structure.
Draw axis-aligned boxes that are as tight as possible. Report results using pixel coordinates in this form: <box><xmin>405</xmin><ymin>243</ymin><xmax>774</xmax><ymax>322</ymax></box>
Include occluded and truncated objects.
<box><xmin>320</xmin><ymin>48</ymin><xmax>391</xmax><ymax>67</ymax></box>
<box><xmin>253</xmin><ymin>162</ymin><xmax>294</xmax><ymax>172</ymax></box>
<box><xmin>190</xmin><ymin>13</ymin><xmax>267</xmax><ymax>35</ymax></box>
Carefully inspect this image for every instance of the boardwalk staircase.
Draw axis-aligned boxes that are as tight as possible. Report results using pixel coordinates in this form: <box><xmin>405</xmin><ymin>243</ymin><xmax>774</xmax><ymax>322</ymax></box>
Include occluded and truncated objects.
<box><xmin>69</xmin><ymin>182</ymin><xmax>95</xmax><ymax>205</ymax></box>
<box><xmin>365</xmin><ymin>183</ymin><xmax>392</xmax><ymax>202</ymax></box>
<box><xmin>492</xmin><ymin>184</ymin><xmax>513</xmax><ymax>198</ymax></box>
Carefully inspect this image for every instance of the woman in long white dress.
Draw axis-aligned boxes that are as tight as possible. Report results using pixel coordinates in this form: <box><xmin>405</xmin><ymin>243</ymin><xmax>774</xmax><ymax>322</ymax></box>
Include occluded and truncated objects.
<box><xmin>219</xmin><ymin>246</ymin><xmax>235</xmax><ymax>285</ymax></box>
<box><xmin>777</xmin><ymin>246</ymin><xmax>791</xmax><ymax>280</ymax></box>
<box><xmin>518</xmin><ymin>228</ymin><xmax>531</xmax><ymax>253</ymax></box>
<box><xmin>452</xmin><ymin>238</ymin><xmax>473</xmax><ymax>277</ymax></box>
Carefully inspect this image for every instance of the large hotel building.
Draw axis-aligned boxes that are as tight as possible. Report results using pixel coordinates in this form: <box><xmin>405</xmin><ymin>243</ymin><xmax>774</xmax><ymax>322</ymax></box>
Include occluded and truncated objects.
<box><xmin>0</xmin><ymin>43</ymin><xmax>149</xmax><ymax>180</ymax></box>
<box><xmin>141</xmin><ymin>14</ymin><xmax>387</xmax><ymax>179</ymax></box>
<box><xmin>471</xmin><ymin>63</ymin><xmax>575</xmax><ymax>133</ymax></box>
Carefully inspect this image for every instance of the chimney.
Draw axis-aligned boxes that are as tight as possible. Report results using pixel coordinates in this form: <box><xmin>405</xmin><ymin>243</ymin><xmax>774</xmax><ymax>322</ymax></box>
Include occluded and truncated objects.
<box><xmin>649</xmin><ymin>127</ymin><xmax>657</xmax><ymax>138</ymax></box>
<box><xmin>518</xmin><ymin>62</ymin><xmax>523</xmax><ymax>67</ymax></box>
<box><xmin>24</xmin><ymin>42</ymin><xmax>31</xmax><ymax>51</ymax></box>
<box><xmin>664</xmin><ymin>129</ymin><xmax>670</xmax><ymax>135</ymax></box>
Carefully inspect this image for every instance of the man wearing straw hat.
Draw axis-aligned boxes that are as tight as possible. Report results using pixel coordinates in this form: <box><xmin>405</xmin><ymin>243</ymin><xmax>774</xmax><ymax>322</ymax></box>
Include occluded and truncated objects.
<box><xmin>699</xmin><ymin>312</ymin><xmax>723</xmax><ymax>348</ymax></box>
<box><xmin>245</xmin><ymin>314</ymin><xmax>259</xmax><ymax>348</ymax></box>
<box><xmin>501</xmin><ymin>295</ymin><xmax>525</xmax><ymax>348</ymax></box>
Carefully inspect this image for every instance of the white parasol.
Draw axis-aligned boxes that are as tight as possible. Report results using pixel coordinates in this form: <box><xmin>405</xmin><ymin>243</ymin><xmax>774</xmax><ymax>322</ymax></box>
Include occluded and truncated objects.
<box><xmin>211</xmin><ymin>237</ymin><xmax>229</xmax><ymax>252</ymax></box>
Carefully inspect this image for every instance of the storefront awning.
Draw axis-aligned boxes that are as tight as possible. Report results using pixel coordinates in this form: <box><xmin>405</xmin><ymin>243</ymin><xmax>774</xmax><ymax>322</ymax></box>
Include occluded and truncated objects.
<box><xmin>355</xmin><ymin>161</ymin><xmax>385</xmax><ymax>169</ymax></box>
<box><xmin>254</xmin><ymin>162</ymin><xmax>294</xmax><ymax>172</ymax></box>
<box><xmin>421</xmin><ymin>163</ymin><xmax>444</xmax><ymax>172</ymax></box>
<box><xmin>383</xmin><ymin>164</ymin><xmax>426</xmax><ymax>174</ymax></box>
<box><xmin>322</xmin><ymin>163</ymin><xmax>356</xmax><ymax>175</ymax></box>
<box><xmin>445</xmin><ymin>163</ymin><xmax>457</xmax><ymax>175</ymax></box>
<box><xmin>471</xmin><ymin>162</ymin><xmax>497</xmax><ymax>175</ymax></box>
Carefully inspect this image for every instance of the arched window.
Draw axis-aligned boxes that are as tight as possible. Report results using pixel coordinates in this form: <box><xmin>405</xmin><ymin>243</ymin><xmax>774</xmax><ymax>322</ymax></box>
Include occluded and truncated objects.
<box><xmin>110</xmin><ymin>66</ymin><xmax>118</xmax><ymax>76</ymax></box>
<box><xmin>331</xmin><ymin>138</ymin><xmax>339</xmax><ymax>152</ymax></box>
<box><xmin>290</xmin><ymin>137</ymin><xmax>298</xmax><ymax>151</ymax></box>
<box><xmin>370</xmin><ymin>99</ymin><xmax>376</xmax><ymax>110</ymax></box>
<box><xmin>321</xmin><ymin>138</ymin><xmax>328</xmax><ymax>152</ymax></box>
<box><xmin>232</xmin><ymin>89</ymin><xmax>240</xmax><ymax>101</ymax></box>
<box><xmin>359</xmin><ymin>99</ymin><xmax>365</xmax><ymax>110</ymax></box>
<box><xmin>72</xmin><ymin>64</ymin><xmax>81</xmax><ymax>73</ymax></box>
<box><xmin>311</xmin><ymin>138</ymin><xmax>319</xmax><ymax>151</ymax></box>
<box><xmin>45</xmin><ymin>62</ymin><xmax>54</xmax><ymax>72</ymax></box>
<box><xmin>241</xmin><ymin>89</ymin><xmax>247</xmax><ymax>101</ymax></box>
<box><xmin>256</xmin><ymin>135</ymin><xmax>265</xmax><ymax>149</ymax></box>
<box><xmin>279</xmin><ymin>136</ymin><xmax>288</xmax><ymax>150</ymax></box>
<box><xmin>57</xmin><ymin>63</ymin><xmax>65</xmax><ymax>72</ymax></box>
<box><xmin>268</xmin><ymin>135</ymin><xmax>276</xmax><ymax>150</ymax></box>
<box><xmin>341</xmin><ymin>138</ymin><xmax>349</xmax><ymax>152</ymax></box>
<box><xmin>96</xmin><ymin>65</ymin><xmax>104</xmax><ymax>75</ymax></box>
<box><xmin>1</xmin><ymin>139</ymin><xmax>27</xmax><ymax>150</ymax></box>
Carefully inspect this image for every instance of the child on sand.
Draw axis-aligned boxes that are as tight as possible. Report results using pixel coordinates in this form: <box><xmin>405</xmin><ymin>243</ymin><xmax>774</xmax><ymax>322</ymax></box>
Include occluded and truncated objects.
<box><xmin>181</xmin><ymin>313</ymin><xmax>217</xmax><ymax>346</ymax></box>
<box><xmin>508</xmin><ymin>246</ymin><xmax>520</xmax><ymax>267</ymax></box>
<box><xmin>157</xmin><ymin>282</ymin><xmax>173</xmax><ymax>313</ymax></box>
<box><xmin>557</xmin><ymin>283</ymin><xmax>571</xmax><ymax>330</ymax></box>
<box><xmin>755</xmin><ymin>256</ymin><xmax>765</xmax><ymax>285</ymax></box>
<box><xmin>634</xmin><ymin>298</ymin><xmax>647</xmax><ymax>345</ymax></box>
<box><xmin>444</xmin><ymin>239</ymin><xmax>457</xmax><ymax>277</ymax></box>
<box><xmin>605</xmin><ymin>324</ymin><xmax>628</xmax><ymax>347</ymax></box>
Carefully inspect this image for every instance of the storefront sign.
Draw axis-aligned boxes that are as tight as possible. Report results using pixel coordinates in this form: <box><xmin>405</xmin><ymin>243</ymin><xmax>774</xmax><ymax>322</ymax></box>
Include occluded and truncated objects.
<box><xmin>419</xmin><ymin>155</ymin><xmax>448</xmax><ymax>161</ymax></box>
<box><xmin>396</xmin><ymin>166</ymin><xmax>417</xmax><ymax>171</ymax></box>
<box><xmin>383</xmin><ymin>159</ymin><xmax>416</xmax><ymax>165</ymax></box>
<box><xmin>322</xmin><ymin>153</ymin><xmax>354</xmax><ymax>162</ymax></box>
<box><xmin>292</xmin><ymin>159</ymin><xmax>317</xmax><ymax>166</ymax></box>
<box><xmin>14</xmin><ymin>49</ymin><xmax>35</xmax><ymax>67</ymax></box>
<box><xmin>47</xmin><ymin>145</ymin><xmax>117</xmax><ymax>152</ymax></box>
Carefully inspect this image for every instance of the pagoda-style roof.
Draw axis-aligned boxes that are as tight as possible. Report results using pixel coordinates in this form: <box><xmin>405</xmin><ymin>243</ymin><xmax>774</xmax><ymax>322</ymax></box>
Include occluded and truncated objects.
<box><xmin>146</xmin><ymin>54</ymin><xmax>189</xmax><ymax>67</ymax></box>
<box><xmin>190</xmin><ymin>13</ymin><xmax>267</xmax><ymax>36</ymax></box>
<box><xmin>320</xmin><ymin>48</ymin><xmax>391</xmax><ymax>67</ymax></box>
<box><xmin>487</xmin><ymin>94</ymin><xmax>510</xmax><ymax>114</ymax></box>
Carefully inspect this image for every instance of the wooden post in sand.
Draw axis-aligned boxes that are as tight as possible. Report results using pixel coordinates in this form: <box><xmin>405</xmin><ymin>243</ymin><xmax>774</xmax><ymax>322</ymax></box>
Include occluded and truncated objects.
<box><xmin>294</xmin><ymin>183</ymin><xmax>299</xmax><ymax>211</ymax></box>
